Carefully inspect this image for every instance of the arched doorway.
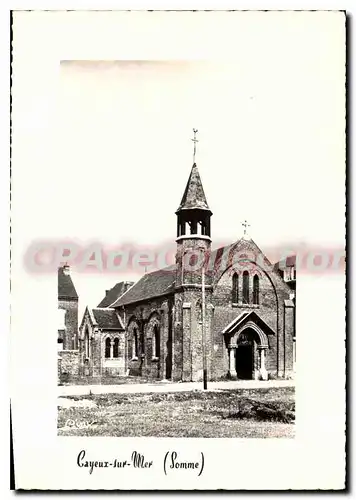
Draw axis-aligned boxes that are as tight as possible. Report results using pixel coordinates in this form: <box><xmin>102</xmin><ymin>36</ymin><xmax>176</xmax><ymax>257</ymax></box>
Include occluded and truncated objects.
<box><xmin>224</xmin><ymin>313</ymin><xmax>270</xmax><ymax>381</ymax></box>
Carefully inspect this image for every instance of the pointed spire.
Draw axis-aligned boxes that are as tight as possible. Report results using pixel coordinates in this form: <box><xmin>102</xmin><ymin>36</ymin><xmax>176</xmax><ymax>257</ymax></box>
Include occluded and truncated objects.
<box><xmin>176</xmin><ymin>163</ymin><xmax>211</xmax><ymax>213</ymax></box>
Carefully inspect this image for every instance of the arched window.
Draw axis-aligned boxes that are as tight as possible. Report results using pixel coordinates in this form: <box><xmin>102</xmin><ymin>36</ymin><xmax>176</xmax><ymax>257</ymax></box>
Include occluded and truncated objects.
<box><xmin>232</xmin><ymin>273</ymin><xmax>239</xmax><ymax>303</ymax></box>
<box><xmin>85</xmin><ymin>328</ymin><xmax>90</xmax><ymax>358</ymax></box>
<box><xmin>153</xmin><ymin>325</ymin><xmax>160</xmax><ymax>359</ymax></box>
<box><xmin>242</xmin><ymin>271</ymin><xmax>249</xmax><ymax>304</ymax></box>
<box><xmin>140</xmin><ymin>330</ymin><xmax>145</xmax><ymax>356</ymax></box>
<box><xmin>134</xmin><ymin>328</ymin><xmax>139</xmax><ymax>357</ymax></box>
<box><xmin>128</xmin><ymin>338</ymin><xmax>133</xmax><ymax>359</ymax></box>
<box><xmin>105</xmin><ymin>337</ymin><xmax>111</xmax><ymax>358</ymax></box>
<box><xmin>253</xmin><ymin>274</ymin><xmax>259</xmax><ymax>305</ymax></box>
<box><xmin>113</xmin><ymin>338</ymin><xmax>119</xmax><ymax>358</ymax></box>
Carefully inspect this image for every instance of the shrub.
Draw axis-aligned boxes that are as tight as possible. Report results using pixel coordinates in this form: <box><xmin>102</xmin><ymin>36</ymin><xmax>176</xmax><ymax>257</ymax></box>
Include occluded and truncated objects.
<box><xmin>223</xmin><ymin>398</ymin><xmax>295</xmax><ymax>424</ymax></box>
<box><xmin>60</xmin><ymin>372</ymin><xmax>70</xmax><ymax>384</ymax></box>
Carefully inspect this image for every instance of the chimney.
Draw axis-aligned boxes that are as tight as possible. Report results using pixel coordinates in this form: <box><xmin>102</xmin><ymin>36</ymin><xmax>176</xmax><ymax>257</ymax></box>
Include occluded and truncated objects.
<box><xmin>124</xmin><ymin>281</ymin><xmax>134</xmax><ymax>293</ymax></box>
<box><xmin>62</xmin><ymin>264</ymin><xmax>70</xmax><ymax>276</ymax></box>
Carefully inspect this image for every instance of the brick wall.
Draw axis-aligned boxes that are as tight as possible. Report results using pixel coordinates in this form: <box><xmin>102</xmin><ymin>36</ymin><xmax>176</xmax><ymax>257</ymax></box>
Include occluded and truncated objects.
<box><xmin>110</xmin><ymin>237</ymin><xmax>295</xmax><ymax>382</ymax></box>
<box><xmin>58</xmin><ymin>298</ymin><xmax>78</xmax><ymax>350</ymax></box>
<box><xmin>121</xmin><ymin>296</ymin><xmax>173</xmax><ymax>380</ymax></box>
<box><xmin>211</xmin><ymin>258</ymin><xmax>294</xmax><ymax>379</ymax></box>
<box><xmin>174</xmin><ymin>287</ymin><xmax>214</xmax><ymax>382</ymax></box>
<box><xmin>175</xmin><ymin>237</ymin><xmax>212</xmax><ymax>288</ymax></box>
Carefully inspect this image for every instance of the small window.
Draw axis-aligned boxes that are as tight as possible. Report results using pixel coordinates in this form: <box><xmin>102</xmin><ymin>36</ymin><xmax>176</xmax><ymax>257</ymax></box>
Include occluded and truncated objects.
<box><xmin>105</xmin><ymin>337</ymin><xmax>111</xmax><ymax>358</ymax></box>
<box><xmin>242</xmin><ymin>271</ymin><xmax>249</xmax><ymax>304</ymax></box>
<box><xmin>253</xmin><ymin>274</ymin><xmax>259</xmax><ymax>305</ymax></box>
<box><xmin>232</xmin><ymin>273</ymin><xmax>238</xmax><ymax>303</ymax></box>
<box><xmin>113</xmin><ymin>338</ymin><xmax>119</xmax><ymax>358</ymax></box>
<box><xmin>153</xmin><ymin>325</ymin><xmax>160</xmax><ymax>359</ymax></box>
<box><xmin>134</xmin><ymin>328</ymin><xmax>139</xmax><ymax>357</ymax></box>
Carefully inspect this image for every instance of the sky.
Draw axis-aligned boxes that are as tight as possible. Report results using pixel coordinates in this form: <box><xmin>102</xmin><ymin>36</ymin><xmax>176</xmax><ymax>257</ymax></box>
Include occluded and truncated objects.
<box><xmin>13</xmin><ymin>13</ymin><xmax>345</xmax><ymax>318</ymax></box>
<box><xmin>54</xmin><ymin>54</ymin><xmax>345</xmax><ymax>316</ymax></box>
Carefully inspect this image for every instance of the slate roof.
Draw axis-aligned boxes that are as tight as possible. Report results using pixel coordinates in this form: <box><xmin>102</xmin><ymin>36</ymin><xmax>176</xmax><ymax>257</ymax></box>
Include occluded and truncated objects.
<box><xmin>97</xmin><ymin>281</ymin><xmax>134</xmax><ymax>308</ymax></box>
<box><xmin>111</xmin><ymin>265</ymin><xmax>176</xmax><ymax>308</ymax></box>
<box><xmin>176</xmin><ymin>163</ymin><xmax>211</xmax><ymax>213</ymax></box>
<box><xmin>58</xmin><ymin>266</ymin><xmax>78</xmax><ymax>300</ymax></box>
<box><xmin>91</xmin><ymin>308</ymin><xmax>124</xmax><ymax>330</ymax></box>
<box><xmin>274</xmin><ymin>255</ymin><xmax>296</xmax><ymax>270</ymax></box>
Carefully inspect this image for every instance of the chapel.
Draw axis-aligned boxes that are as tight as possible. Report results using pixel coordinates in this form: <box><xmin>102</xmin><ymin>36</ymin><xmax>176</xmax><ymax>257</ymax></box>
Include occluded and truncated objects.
<box><xmin>78</xmin><ymin>152</ymin><xmax>296</xmax><ymax>382</ymax></box>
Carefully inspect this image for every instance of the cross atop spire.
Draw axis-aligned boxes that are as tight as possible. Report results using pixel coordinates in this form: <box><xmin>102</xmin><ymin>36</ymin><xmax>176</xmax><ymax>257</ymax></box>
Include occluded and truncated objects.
<box><xmin>191</xmin><ymin>128</ymin><xmax>199</xmax><ymax>163</ymax></box>
<box><xmin>241</xmin><ymin>220</ymin><xmax>250</xmax><ymax>236</ymax></box>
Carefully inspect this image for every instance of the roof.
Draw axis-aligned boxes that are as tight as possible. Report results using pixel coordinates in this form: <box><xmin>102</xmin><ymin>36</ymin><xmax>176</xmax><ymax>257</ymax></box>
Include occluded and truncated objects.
<box><xmin>97</xmin><ymin>281</ymin><xmax>134</xmax><ymax>308</ymax></box>
<box><xmin>91</xmin><ymin>308</ymin><xmax>124</xmax><ymax>330</ymax></box>
<box><xmin>111</xmin><ymin>240</ymin><xmax>257</xmax><ymax>308</ymax></box>
<box><xmin>176</xmin><ymin>163</ymin><xmax>211</xmax><ymax>213</ymax></box>
<box><xmin>111</xmin><ymin>265</ymin><xmax>176</xmax><ymax>307</ymax></box>
<box><xmin>274</xmin><ymin>255</ymin><xmax>296</xmax><ymax>270</ymax></box>
<box><xmin>58</xmin><ymin>266</ymin><xmax>78</xmax><ymax>300</ymax></box>
<box><xmin>111</xmin><ymin>237</ymin><xmax>287</xmax><ymax>308</ymax></box>
<box><xmin>222</xmin><ymin>310</ymin><xmax>276</xmax><ymax>336</ymax></box>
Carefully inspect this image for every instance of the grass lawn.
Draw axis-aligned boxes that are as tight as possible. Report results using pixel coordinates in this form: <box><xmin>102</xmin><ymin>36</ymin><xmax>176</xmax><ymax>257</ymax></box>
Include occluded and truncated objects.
<box><xmin>58</xmin><ymin>386</ymin><xmax>295</xmax><ymax>438</ymax></box>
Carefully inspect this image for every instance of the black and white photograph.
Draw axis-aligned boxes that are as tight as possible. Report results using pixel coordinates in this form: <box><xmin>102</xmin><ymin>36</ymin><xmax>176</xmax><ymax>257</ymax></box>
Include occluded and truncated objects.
<box><xmin>10</xmin><ymin>8</ymin><xmax>346</xmax><ymax>490</ymax></box>
<box><xmin>56</xmin><ymin>122</ymin><xmax>297</xmax><ymax>439</ymax></box>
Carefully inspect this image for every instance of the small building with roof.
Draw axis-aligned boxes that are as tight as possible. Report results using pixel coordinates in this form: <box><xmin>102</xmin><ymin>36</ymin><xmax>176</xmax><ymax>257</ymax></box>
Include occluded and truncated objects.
<box><xmin>58</xmin><ymin>264</ymin><xmax>80</xmax><ymax>382</ymax></box>
<box><xmin>58</xmin><ymin>264</ymin><xmax>79</xmax><ymax>350</ymax></box>
<box><xmin>79</xmin><ymin>307</ymin><xmax>126</xmax><ymax>377</ymax></box>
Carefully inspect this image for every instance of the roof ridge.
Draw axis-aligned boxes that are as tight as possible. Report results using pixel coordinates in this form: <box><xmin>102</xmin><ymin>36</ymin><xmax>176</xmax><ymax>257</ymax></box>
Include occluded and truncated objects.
<box><xmin>108</xmin><ymin>279</ymin><xmax>139</xmax><ymax>308</ymax></box>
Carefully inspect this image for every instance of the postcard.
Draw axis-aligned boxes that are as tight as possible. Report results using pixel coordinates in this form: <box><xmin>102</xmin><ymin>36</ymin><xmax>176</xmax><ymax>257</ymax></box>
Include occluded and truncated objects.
<box><xmin>10</xmin><ymin>9</ymin><xmax>346</xmax><ymax>490</ymax></box>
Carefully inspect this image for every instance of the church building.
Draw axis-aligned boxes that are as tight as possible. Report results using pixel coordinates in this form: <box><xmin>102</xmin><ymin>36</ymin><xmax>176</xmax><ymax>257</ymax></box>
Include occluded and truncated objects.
<box><xmin>79</xmin><ymin>154</ymin><xmax>296</xmax><ymax>382</ymax></box>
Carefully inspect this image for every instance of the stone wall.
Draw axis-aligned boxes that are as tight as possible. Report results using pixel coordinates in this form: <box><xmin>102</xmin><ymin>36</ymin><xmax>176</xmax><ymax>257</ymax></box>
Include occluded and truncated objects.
<box><xmin>59</xmin><ymin>350</ymin><xmax>79</xmax><ymax>382</ymax></box>
<box><xmin>100</xmin><ymin>331</ymin><xmax>126</xmax><ymax>377</ymax></box>
<box><xmin>173</xmin><ymin>287</ymin><xmax>214</xmax><ymax>382</ymax></box>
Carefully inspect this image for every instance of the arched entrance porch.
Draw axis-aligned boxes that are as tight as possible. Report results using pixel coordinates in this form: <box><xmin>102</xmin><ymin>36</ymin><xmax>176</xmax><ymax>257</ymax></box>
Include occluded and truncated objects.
<box><xmin>227</xmin><ymin>323</ymin><xmax>269</xmax><ymax>381</ymax></box>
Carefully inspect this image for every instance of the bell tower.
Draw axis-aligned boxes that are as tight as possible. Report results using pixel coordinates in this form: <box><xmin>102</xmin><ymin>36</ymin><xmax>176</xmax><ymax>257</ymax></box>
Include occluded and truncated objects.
<box><xmin>173</xmin><ymin>131</ymin><xmax>213</xmax><ymax>382</ymax></box>
<box><xmin>175</xmin><ymin>162</ymin><xmax>212</xmax><ymax>288</ymax></box>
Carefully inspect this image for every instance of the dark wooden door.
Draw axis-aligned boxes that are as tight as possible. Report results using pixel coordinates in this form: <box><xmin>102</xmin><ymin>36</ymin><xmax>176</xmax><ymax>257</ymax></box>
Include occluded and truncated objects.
<box><xmin>236</xmin><ymin>344</ymin><xmax>253</xmax><ymax>379</ymax></box>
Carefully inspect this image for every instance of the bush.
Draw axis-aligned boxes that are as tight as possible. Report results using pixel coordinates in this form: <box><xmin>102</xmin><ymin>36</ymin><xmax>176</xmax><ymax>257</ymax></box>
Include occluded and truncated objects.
<box><xmin>60</xmin><ymin>372</ymin><xmax>70</xmax><ymax>384</ymax></box>
<box><xmin>223</xmin><ymin>398</ymin><xmax>295</xmax><ymax>424</ymax></box>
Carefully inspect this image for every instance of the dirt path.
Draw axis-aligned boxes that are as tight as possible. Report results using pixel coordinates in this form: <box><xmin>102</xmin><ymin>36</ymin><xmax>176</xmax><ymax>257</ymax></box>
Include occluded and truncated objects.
<box><xmin>59</xmin><ymin>379</ymin><xmax>294</xmax><ymax>397</ymax></box>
